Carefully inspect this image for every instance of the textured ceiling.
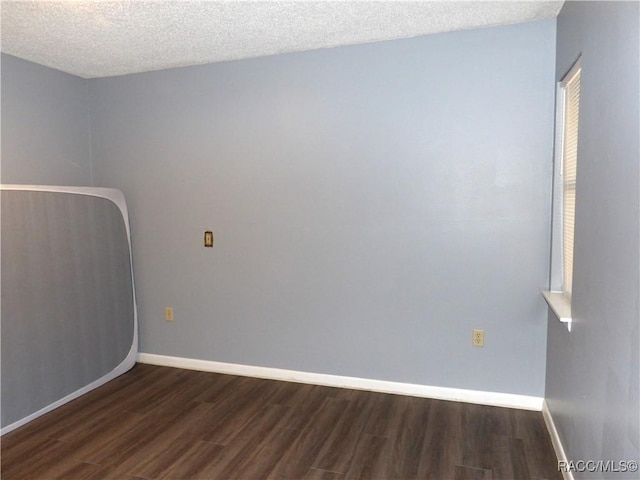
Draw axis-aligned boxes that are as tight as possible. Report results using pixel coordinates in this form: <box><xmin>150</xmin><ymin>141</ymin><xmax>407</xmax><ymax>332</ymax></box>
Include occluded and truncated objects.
<box><xmin>1</xmin><ymin>1</ymin><xmax>563</xmax><ymax>79</ymax></box>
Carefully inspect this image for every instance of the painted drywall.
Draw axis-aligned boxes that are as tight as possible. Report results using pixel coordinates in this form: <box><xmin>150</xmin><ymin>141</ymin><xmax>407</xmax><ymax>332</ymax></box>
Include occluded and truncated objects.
<box><xmin>89</xmin><ymin>19</ymin><xmax>556</xmax><ymax>396</ymax></box>
<box><xmin>545</xmin><ymin>1</ymin><xmax>639</xmax><ymax>476</ymax></box>
<box><xmin>1</xmin><ymin>54</ymin><xmax>92</xmax><ymax>186</ymax></box>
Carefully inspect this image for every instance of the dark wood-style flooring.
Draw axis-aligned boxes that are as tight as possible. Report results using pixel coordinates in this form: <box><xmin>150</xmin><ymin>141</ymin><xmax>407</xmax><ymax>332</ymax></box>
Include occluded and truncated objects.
<box><xmin>1</xmin><ymin>364</ymin><xmax>561</xmax><ymax>480</ymax></box>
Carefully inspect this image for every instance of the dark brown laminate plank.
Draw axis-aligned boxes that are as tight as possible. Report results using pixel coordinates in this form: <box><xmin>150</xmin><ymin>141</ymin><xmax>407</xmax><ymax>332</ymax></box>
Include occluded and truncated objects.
<box><xmin>125</xmin><ymin>435</ymin><xmax>224</xmax><ymax>480</ymax></box>
<box><xmin>507</xmin><ymin>436</ymin><xmax>531</xmax><ymax>480</ymax></box>
<box><xmin>191</xmin><ymin>370</ymin><xmax>240</xmax><ymax>403</ymax></box>
<box><xmin>208</xmin><ymin>383</ymin><xmax>324</xmax><ymax>478</ymax></box>
<box><xmin>460</xmin><ymin>402</ymin><xmax>495</xmax><ymax>471</ymax></box>
<box><xmin>312</xmin><ymin>389</ymin><xmax>376</xmax><ymax>473</ymax></box>
<box><xmin>281</xmin><ymin>384</ymin><xmax>337</xmax><ymax>431</ymax></box>
<box><xmin>2</xmin><ymin>410</ymin><xmax>144</xmax><ymax>479</ymax></box>
<box><xmin>484</xmin><ymin>405</ymin><xmax>518</xmax><ymax>438</ymax></box>
<box><xmin>385</xmin><ymin>396</ymin><xmax>433</xmax><ymax>479</ymax></box>
<box><xmin>151</xmin><ymin>440</ymin><xmax>226</xmax><ymax>480</ymax></box>
<box><xmin>207</xmin><ymin>404</ymin><xmax>294</xmax><ymax>479</ymax></box>
<box><xmin>488</xmin><ymin>434</ymin><xmax>530</xmax><ymax>480</ymax></box>
<box><xmin>1</xmin><ymin>438</ymin><xmax>78</xmax><ymax>480</ymax></box>
<box><xmin>1</xmin><ymin>364</ymin><xmax>562</xmax><ymax>480</ymax></box>
<box><xmin>267</xmin><ymin>397</ymin><xmax>350</xmax><ymax>479</ymax></box>
<box><xmin>115</xmin><ymin>366</ymin><xmax>207</xmax><ymax>415</ymax></box>
<box><xmin>110</xmin><ymin>403</ymin><xmax>227</xmax><ymax>478</ymax></box>
<box><xmin>200</xmin><ymin>377</ymin><xmax>284</xmax><ymax>445</ymax></box>
<box><xmin>268</xmin><ymin>380</ymin><xmax>316</xmax><ymax>407</ymax></box>
<box><xmin>49</xmin><ymin>406</ymin><xmax>146</xmax><ymax>445</ymax></box>
<box><xmin>304</xmin><ymin>467</ymin><xmax>345</xmax><ymax>480</ymax></box>
<box><xmin>342</xmin><ymin>433</ymin><xmax>388</xmax><ymax>479</ymax></box>
<box><xmin>1</xmin><ymin>432</ymin><xmax>63</xmax><ymax>470</ymax></box>
<box><xmin>70</xmin><ymin>404</ymin><xmax>196</xmax><ymax>467</ymax></box>
<box><xmin>514</xmin><ymin>410</ymin><xmax>563</xmax><ymax>480</ymax></box>
<box><xmin>417</xmin><ymin>399</ymin><xmax>464</xmax><ymax>479</ymax></box>
<box><xmin>131</xmin><ymin>369</ymin><xmax>219</xmax><ymax>416</ymax></box>
<box><xmin>454</xmin><ymin>465</ymin><xmax>494</xmax><ymax>480</ymax></box>
<box><xmin>49</xmin><ymin>462</ymin><xmax>115</xmax><ymax>480</ymax></box>
<box><xmin>361</xmin><ymin>391</ymin><xmax>405</xmax><ymax>438</ymax></box>
<box><xmin>223</xmin><ymin>425</ymin><xmax>303</xmax><ymax>479</ymax></box>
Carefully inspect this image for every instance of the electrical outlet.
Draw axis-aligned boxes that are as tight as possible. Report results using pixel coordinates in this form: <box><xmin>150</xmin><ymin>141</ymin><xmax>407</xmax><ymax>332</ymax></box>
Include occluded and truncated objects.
<box><xmin>472</xmin><ymin>329</ymin><xmax>484</xmax><ymax>347</ymax></box>
<box><xmin>165</xmin><ymin>306</ymin><xmax>174</xmax><ymax>322</ymax></box>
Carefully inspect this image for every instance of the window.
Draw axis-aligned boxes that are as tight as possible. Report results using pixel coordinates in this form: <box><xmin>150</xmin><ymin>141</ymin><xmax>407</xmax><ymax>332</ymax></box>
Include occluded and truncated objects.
<box><xmin>559</xmin><ymin>60</ymin><xmax>581</xmax><ymax>300</ymax></box>
<box><xmin>542</xmin><ymin>58</ymin><xmax>581</xmax><ymax>332</ymax></box>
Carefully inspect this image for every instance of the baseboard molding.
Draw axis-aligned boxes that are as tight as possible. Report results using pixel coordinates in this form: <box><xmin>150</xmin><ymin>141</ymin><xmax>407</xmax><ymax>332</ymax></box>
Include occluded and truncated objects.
<box><xmin>542</xmin><ymin>399</ymin><xmax>574</xmax><ymax>480</ymax></box>
<box><xmin>137</xmin><ymin>353</ymin><xmax>543</xmax><ymax>411</ymax></box>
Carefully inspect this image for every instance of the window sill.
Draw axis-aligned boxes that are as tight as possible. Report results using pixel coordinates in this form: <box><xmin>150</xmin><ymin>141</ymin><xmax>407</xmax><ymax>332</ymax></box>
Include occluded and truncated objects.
<box><xmin>542</xmin><ymin>291</ymin><xmax>572</xmax><ymax>332</ymax></box>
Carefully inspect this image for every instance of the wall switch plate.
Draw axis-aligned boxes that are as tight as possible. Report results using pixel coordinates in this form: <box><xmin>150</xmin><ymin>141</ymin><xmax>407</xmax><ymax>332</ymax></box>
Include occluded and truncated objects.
<box><xmin>472</xmin><ymin>329</ymin><xmax>484</xmax><ymax>347</ymax></box>
<box><xmin>204</xmin><ymin>231</ymin><xmax>214</xmax><ymax>247</ymax></box>
<box><xmin>165</xmin><ymin>307</ymin><xmax>174</xmax><ymax>322</ymax></box>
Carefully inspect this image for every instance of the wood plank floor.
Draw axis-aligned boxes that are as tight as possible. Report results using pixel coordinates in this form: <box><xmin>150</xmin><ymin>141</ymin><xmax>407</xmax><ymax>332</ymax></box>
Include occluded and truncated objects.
<box><xmin>1</xmin><ymin>364</ymin><xmax>561</xmax><ymax>480</ymax></box>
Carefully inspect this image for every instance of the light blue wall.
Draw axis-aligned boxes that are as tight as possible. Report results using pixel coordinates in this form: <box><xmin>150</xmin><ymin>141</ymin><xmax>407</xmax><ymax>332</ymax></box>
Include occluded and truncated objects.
<box><xmin>546</xmin><ymin>1</ymin><xmax>639</xmax><ymax>476</ymax></box>
<box><xmin>90</xmin><ymin>19</ymin><xmax>556</xmax><ymax>396</ymax></box>
<box><xmin>1</xmin><ymin>54</ymin><xmax>92</xmax><ymax>186</ymax></box>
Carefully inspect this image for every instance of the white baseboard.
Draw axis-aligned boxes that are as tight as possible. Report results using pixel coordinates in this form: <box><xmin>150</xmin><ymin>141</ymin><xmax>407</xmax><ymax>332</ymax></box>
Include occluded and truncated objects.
<box><xmin>137</xmin><ymin>353</ymin><xmax>543</xmax><ymax>411</ymax></box>
<box><xmin>542</xmin><ymin>399</ymin><xmax>574</xmax><ymax>480</ymax></box>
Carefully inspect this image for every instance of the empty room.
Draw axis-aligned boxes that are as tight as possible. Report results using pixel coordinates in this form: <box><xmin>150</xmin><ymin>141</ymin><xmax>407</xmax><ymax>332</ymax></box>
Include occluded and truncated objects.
<box><xmin>1</xmin><ymin>1</ymin><xmax>638</xmax><ymax>479</ymax></box>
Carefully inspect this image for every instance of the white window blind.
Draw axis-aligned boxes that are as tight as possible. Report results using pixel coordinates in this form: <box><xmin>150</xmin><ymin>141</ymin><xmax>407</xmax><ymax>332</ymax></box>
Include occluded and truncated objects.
<box><xmin>561</xmin><ymin>63</ymin><xmax>581</xmax><ymax>300</ymax></box>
